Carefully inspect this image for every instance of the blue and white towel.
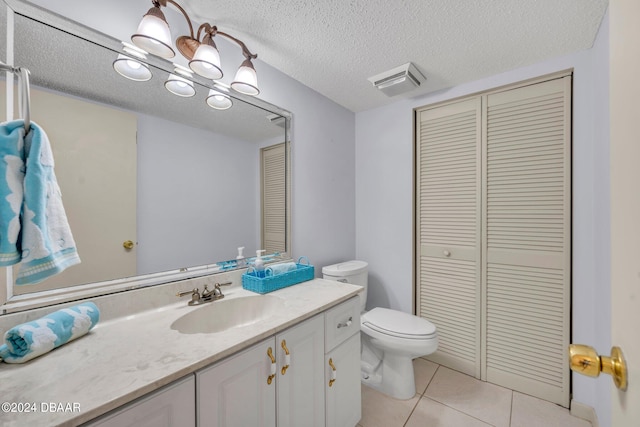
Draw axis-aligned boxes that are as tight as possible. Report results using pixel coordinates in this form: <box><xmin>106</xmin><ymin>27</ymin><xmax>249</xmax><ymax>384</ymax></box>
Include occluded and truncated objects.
<box><xmin>0</xmin><ymin>302</ymin><xmax>99</xmax><ymax>363</ymax></box>
<box><xmin>0</xmin><ymin>120</ymin><xmax>80</xmax><ymax>285</ymax></box>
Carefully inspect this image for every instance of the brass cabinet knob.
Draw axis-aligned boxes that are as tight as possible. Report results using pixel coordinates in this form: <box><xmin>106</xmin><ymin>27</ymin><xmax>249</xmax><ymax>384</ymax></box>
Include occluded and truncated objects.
<box><xmin>569</xmin><ymin>344</ymin><xmax>627</xmax><ymax>390</ymax></box>
<box><xmin>123</xmin><ymin>240</ymin><xmax>134</xmax><ymax>250</ymax></box>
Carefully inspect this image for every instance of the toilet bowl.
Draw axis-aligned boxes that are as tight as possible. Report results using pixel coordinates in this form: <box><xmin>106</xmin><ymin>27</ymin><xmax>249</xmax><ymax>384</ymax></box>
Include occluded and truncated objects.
<box><xmin>322</xmin><ymin>260</ymin><xmax>438</xmax><ymax>400</ymax></box>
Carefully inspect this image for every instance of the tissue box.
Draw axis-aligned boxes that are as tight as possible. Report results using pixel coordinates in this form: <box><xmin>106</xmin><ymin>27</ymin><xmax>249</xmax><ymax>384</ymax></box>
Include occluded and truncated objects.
<box><xmin>242</xmin><ymin>260</ymin><xmax>314</xmax><ymax>294</ymax></box>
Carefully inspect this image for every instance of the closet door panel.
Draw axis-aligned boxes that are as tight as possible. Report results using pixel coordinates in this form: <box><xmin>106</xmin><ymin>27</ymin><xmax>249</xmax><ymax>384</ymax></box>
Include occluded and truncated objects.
<box><xmin>416</xmin><ymin>98</ymin><xmax>481</xmax><ymax>377</ymax></box>
<box><xmin>483</xmin><ymin>77</ymin><xmax>571</xmax><ymax>407</ymax></box>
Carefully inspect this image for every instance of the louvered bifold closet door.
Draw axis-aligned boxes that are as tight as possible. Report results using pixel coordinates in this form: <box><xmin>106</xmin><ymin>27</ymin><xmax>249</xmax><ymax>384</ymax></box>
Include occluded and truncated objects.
<box><xmin>482</xmin><ymin>77</ymin><xmax>571</xmax><ymax>407</ymax></box>
<box><xmin>416</xmin><ymin>98</ymin><xmax>482</xmax><ymax>377</ymax></box>
<box><xmin>261</xmin><ymin>143</ymin><xmax>287</xmax><ymax>254</ymax></box>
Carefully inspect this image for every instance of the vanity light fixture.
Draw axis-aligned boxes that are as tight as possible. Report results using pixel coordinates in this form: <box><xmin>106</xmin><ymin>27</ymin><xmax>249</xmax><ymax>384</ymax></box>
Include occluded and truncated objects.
<box><xmin>112</xmin><ymin>42</ymin><xmax>153</xmax><ymax>82</ymax></box>
<box><xmin>165</xmin><ymin>64</ymin><xmax>196</xmax><ymax>97</ymax></box>
<box><xmin>131</xmin><ymin>0</ymin><xmax>260</xmax><ymax>95</ymax></box>
<box><xmin>206</xmin><ymin>88</ymin><xmax>233</xmax><ymax>110</ymax></box>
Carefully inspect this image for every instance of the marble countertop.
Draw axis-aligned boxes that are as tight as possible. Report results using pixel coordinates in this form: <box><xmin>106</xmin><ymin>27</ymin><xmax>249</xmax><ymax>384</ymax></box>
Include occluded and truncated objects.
<box><xmin>0</xmin><ymin>278</ymin><xmax>362</xmax><ymax>427</ymax></box>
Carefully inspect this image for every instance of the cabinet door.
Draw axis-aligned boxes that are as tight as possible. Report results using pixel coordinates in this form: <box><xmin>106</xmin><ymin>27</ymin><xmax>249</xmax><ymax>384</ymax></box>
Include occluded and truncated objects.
<box><xmin>277</xmin><ymin>314</ymin><xmax>325</xmax><ymax>427</ymax></box>
<box><xmin>197</xmin><ymin>338</ymin><xmax>276</xmax><ymax>427</ymax></box>
<box><xmin>325</xmin><ymin>333</ymin><xmax>361</xmax><ymax>427</ymax></box>
<box><xmin>415</xmin><ymin>98</ymin><xmax>482</xmax><ymax>378</ymax></box>
<box><xmin>84</xmin><ymin>376</ymin><xmax>195</xmax><ymax>427</ymax></box>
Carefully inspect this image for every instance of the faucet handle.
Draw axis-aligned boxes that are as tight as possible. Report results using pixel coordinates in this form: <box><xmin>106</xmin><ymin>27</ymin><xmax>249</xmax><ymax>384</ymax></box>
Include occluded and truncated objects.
<box><xmin>177</xmin><ymin>288</ymin><xmax>202</xmax><ymax>306</ymax></box>
<box><xmin>177</xmin><ymin>288</ymin><xmax>199</xmax><ymax>298</ymax></box>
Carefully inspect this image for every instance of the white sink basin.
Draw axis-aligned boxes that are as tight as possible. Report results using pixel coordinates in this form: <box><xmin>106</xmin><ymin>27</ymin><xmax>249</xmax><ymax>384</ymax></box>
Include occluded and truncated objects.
<box><xmin>171</xmin><ymin>295</ymin><xmax>285</xmax><ymax>334</ymax></box>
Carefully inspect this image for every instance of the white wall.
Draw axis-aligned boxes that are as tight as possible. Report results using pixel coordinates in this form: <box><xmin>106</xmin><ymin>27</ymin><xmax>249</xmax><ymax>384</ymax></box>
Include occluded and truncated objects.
<box><xmin>355</xmin><ymin>12</ymin><xmax>611</xmax><ymax>425</ymax></box>
<box><xmin>137</xmin><ymin>114</ymin><xmax>259</xmax><ymax>274</ymax></box>
<box><xmin>256</xmin><ymin>62</ymin><xmax>357</xmax><ymax>272</ymax></box>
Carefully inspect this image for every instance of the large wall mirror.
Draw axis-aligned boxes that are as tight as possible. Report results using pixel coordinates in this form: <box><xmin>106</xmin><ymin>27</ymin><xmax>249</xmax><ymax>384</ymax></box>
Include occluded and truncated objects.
<box><xmin>0</xmin><ymin>0</ymin><xmax>291</xmax><ymax>313</ymax></box>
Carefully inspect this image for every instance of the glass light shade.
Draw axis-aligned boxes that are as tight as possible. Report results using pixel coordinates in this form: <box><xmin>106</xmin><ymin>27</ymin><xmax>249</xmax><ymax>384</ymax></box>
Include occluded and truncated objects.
<box><xmin>165</xmin><ymin>74</ymin><xmax>196</xmax><ymax>97</ymax></box>
<box><xmin>113</xmin><ymin>54</ymin><xmax>152</xmax><ymax>81</ymax></box>
<box><xmin>131</xmin><ymin>7</ymin><xmax>175</xmax><ymax>58</ymax></box>
<box><xmin>189</xmin><ymin>43</ymin><xmax>223</xmax><ymax>80</ymax></box>
<box><xmin>231</xmin><ymin>59</ymin><xmax>260</xmax><ymax>96</ymax></box>
<box><xmin>206</xmin><ymin>89</ymin><xmax>233</xmax><ymax>110</ymax></box>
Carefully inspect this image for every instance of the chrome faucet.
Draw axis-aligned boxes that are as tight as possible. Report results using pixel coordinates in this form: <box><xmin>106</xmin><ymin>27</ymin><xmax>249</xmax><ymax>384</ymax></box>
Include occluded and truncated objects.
<box><xmin>176</xmin><ymin>288</ymin><xmax>202</xmax><ymax>306</ymax></box>
<box><xmin>177</xmin><ymin>281</ymin><xmax>233</xmax><ymax>306</ymax></box>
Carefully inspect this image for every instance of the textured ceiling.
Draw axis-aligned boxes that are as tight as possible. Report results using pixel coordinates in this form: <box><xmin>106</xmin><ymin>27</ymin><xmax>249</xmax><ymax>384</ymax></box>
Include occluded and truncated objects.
<box><xmin>23</xmin><ymin>0</ymin><xmax>608</xmax><ymax>113</ymax></box>
<box><xmin>184</xmin><ymin>0</ymin><xmax>608</xmax><ymax>112</ymax></box>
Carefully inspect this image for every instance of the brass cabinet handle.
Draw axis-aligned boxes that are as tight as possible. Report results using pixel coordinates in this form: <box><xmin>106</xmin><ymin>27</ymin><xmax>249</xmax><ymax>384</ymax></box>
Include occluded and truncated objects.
<box><xmin>328</xmin><ymin>358</ymin><xmax>337</xmax><ymax>387</ymax></box>
<box><xmin>569</xmin><ymin>344</ymin><xmax>627</xmax><ymax>390</ymax></box>
<box><xmin>267</xmin><ymin>347</ymin><xmax>276</xmax><ymax>385</ymax></box>
<box><xmin>123</xmin><ymin>240</ymin><xmax>134</xmax><ymax>250</ymax></box>
<box><xmin>281</xmin><ymin>340</ymin><xmax>290</xmax><ymax>375</ymax></box>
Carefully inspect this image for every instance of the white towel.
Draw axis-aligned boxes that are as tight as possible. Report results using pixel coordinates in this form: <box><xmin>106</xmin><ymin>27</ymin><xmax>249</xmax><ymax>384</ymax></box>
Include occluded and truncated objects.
<box><xmin>266</xmin><ymin>262</ymin><xmax>297</xmax><ymax>276</ymax></box>
<box><xmin>0</xmin><ymin>120</ymin><xmax>80</xmax><ymax>285</ymax></box>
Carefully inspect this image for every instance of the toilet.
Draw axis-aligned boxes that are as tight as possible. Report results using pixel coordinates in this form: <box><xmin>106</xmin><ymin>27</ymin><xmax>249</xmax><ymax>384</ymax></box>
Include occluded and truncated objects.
<box><xmin>322</xmin><ymin>260</ymin><xmax>438</xmax><ymax>400</ymax></box>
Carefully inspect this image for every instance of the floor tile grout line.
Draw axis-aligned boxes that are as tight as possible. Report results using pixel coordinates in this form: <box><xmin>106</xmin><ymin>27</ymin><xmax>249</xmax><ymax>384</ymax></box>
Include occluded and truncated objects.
<box><xmin>508</xmin><ymin>389</ymin><xmax>514</xmax><ymax>427</ymax></box>
<box><xmin>420</xmin><ymin>395</ymin><xmax>500</xmax><ymax>427</ymax></box>
<box><xmin>402</xmin><ymin>362</ymin><xmax>439</xmax><ymax>427</ymax></box>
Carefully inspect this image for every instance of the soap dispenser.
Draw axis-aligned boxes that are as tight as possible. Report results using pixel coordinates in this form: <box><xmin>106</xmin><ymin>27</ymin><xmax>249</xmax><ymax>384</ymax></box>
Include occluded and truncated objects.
<box><xmin>254</xmin><ymin>249</ymin><xmax>266</xmax><ymax>277</ymax></box>
<box><xmin>236</xmin><ymin>247</ymin><xmax>246</xmax><ymax>268</ymax></box>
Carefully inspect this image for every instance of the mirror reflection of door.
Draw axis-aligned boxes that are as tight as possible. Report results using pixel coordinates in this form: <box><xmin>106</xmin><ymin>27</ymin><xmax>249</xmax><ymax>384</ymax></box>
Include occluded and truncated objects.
<box><xmin>261</xmin><ymin>143</ymin><xmax>286</xmax><ymax>254</ymax></box>
<box><xmin>0</xmin><ymin>85</ymin><xmax>137</xmax><ymax>294</ymax></box>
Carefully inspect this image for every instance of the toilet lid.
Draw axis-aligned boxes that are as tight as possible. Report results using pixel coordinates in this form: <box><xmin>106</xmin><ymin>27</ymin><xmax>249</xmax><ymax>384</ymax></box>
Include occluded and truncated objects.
<box><xmin>362</xmin><ymin>307</ymin><xmax>437</xmax><ymax>339</ymax></box>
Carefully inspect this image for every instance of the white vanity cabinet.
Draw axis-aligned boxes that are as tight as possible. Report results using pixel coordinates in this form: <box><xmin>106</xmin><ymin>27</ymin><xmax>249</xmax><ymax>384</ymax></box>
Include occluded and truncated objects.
<box><xmin>197</xmin><ymin>337</ymin><xmax>277</xmax><ymax>427</ymax></box>
<box><xmin>196</xmin><ymin>297</ymin><xmax>361</xmax><ymax>427</ymax></box>
<box><xmin>324</xmin><ymin>298</ymin><xmax>362</xmax><ymax>427</ymax></box>
<box><xmin>276</xmin><ymin>314</ymin><xmax>326</xmax><ymax>427</ymax></box>
<box><xmin>83</xmin><ymin>375</ymin><xmax>196</xmax><ymax>427</ymax></box>
<box><xmin>84</xmin><ymin>295</ymin><xmax>361</xmax><ymax>427</ymax></box>
<box><xmin>196</xmin><ymin>297</ymin><xmax>362</xmax><ymax>427</ymax></box>
<box><xmin>197</xmin><ymin>314</ymin><xmax>326</xmax><ymax>427</ymax></box>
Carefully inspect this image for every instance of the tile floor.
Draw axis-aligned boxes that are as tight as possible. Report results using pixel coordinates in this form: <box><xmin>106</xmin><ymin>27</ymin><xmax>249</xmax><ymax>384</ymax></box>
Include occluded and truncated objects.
<box><xmin>358</xmin><ymin>358</ymin><xmax>592</xmax><ymax>427</ymax></box>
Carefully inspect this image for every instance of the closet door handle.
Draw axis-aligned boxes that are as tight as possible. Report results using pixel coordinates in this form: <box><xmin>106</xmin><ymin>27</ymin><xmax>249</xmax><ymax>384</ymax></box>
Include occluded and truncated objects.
<box><xmin>328</xmin><ymin>358</ymin><xmax>337</xmax><ymax>387</ymax></box>
<box><xmin>267</xmin><ymin>347</ymin><xmax>276</xmax><ymax>385</ymax></box>
<box><xmin>443</xmin><ymin>250</ymin><xmax>451</xmax><ymax>257</ymax></box>
<box><xmin>281</xmin><ymin>339</ymin><xmax>291</xmax><ymax>375</ymax></box>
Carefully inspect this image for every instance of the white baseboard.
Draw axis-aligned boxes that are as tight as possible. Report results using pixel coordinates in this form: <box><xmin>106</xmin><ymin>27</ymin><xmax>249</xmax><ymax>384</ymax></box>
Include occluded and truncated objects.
<box><xmin>571</xmin><ymin>400</ymin><xmax>599</xmax><ymax>427</ymax></box>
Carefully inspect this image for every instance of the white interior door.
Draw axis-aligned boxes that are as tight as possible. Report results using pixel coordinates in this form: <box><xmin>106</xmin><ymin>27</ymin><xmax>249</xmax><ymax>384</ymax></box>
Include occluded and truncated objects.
<box><xmin>610</xmin><ymin>0</ymin><xmax>639</xmax><ymax>424</ymax></box>
<box><xmin>0</xmin><ymin>85</ymin><xmax>137</xmax><ymax>294</ymax></box>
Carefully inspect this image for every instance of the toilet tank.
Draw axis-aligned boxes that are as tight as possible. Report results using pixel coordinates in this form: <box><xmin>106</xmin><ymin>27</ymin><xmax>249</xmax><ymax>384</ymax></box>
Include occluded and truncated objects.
<box><xmin>322</xmin><ymin>260</ymin><xmax>368</xmax><ymax>312</ymax></box>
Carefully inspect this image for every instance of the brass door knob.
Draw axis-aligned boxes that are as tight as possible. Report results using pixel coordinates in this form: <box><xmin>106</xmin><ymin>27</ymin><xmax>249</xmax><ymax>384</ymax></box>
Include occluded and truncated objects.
<box><xmin>123</xmin><ymin>240</ymin><xmax>135</xmax><ymax>250</ymax></box>
<box><xmin>569</xmin><ymin>344</ymin><xmax>627</xmax><ymax>390</ymax></box>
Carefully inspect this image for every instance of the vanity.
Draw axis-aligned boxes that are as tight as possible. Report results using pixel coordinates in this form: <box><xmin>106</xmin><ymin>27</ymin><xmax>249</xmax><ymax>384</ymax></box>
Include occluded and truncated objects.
<box><xmin>0</xmin><ymin>277</ymin><xmax>362</xmax><ymax>427</ymax></box>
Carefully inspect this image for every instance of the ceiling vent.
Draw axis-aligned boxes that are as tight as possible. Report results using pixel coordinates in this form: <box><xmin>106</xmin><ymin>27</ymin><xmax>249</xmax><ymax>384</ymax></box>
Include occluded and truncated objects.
<box><xmin>367</xmin><ymin>62</ymin><xmax>426</xmax><ymax>97</ymax></box>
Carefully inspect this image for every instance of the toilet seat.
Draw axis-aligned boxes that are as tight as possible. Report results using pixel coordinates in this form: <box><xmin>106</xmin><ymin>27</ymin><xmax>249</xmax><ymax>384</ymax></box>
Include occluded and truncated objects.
<box><xmin>361</xmin><ymin>307</ymin><xmax>436</xmax><ymax>340</ymax></box>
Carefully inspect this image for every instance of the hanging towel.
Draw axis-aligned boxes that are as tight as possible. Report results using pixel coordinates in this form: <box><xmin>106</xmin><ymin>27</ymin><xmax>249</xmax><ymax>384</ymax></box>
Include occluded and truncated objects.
<box><xmin>0</xmin><ymin>301</ymin><xmax>99</xmax><ymax>363</ymax></box>
<box><xmin>0</xmin><ymin>120</ymin><xmax>80</xmax><ymax>285</ymax></box>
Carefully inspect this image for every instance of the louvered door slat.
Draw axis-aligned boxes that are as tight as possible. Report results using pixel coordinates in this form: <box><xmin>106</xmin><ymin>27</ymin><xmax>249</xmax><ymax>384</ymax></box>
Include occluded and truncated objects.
<box><xmin>261</xmin><ymin>143</ymin><xmax>287</xmax><ymax>254</ymax></box>
<box><xmin>416</xmin><ymin>98</ymin><xmax>481</xmax><ymax>377</ymax></box>
<box><xmin>482</xmin><ymin>77</ymin><xmax>571</xmax><ymax>407</ymax></box>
